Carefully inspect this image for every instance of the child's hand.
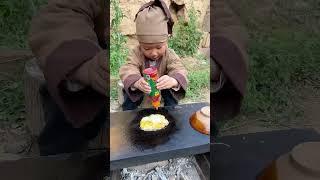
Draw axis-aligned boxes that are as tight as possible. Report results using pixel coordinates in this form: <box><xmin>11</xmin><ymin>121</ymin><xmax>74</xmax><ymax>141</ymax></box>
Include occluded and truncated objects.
<box><xmin>156</xmin><ymin>75</ymin><xmax>178</xmax><ymax>90</ymax></box>
<box><xmin>133</xmin><ymin>77</ymin><xmax>151</xmax><ymax>94</ymax></box>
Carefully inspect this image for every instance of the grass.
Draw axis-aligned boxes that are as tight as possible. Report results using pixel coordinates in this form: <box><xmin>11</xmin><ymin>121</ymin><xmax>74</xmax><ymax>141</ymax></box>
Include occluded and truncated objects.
<box><xmin>0</xmin><ymin>77</ymin><xmax>25</xmax><ymax>122</ymax></box>
<box><xmin>186</xmin><ymin>68</ymin><xmax>210</xmax><ymax>101</ymax></box>
<box><xmin>0</xmin><ymin>0</ymin><xmax>47</xmax><ymax>48</ymax></box>
<box><xmin>224</xmin><ymin>0</ymin><xmax>320</xmax><ymax>127</ymax></box>
<box><xmin>0</xmin><ymin>0</ymin><xmax>47</xmax><ymax>122</ymax></box>
<box><xmin>110</xmin><ymin>0</ymin><xmax>128</xmax><ymax>77</ymax></box>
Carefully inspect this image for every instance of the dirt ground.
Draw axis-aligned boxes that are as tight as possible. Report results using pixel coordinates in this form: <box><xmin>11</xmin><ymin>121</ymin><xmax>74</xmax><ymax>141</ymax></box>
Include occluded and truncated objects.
<box><xmin>297</xmin><ymin>85</ymin><xmax>320</xmax><ymax>133</ymax></box>
<box><xmin>219</xmin><ymin>84</ymin><xmax>320</xmax><ymax>137</ymax></box>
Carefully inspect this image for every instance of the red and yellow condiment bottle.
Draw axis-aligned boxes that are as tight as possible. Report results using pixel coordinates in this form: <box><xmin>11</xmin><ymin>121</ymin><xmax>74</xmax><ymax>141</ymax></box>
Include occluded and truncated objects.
<box><xmin>143</xmin><ymin>67</ymin><xmax>161</xmax><ymax>110</ymax></box>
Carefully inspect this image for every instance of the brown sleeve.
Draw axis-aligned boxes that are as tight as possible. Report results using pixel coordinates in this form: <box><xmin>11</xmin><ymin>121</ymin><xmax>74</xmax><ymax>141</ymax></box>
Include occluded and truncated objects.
<box><xmin>119</xmin><ymin>47</ymin><xmax>144</xmax><ymax>102</ymax></box>
<box><xmin>211</xmin><ymin>0</ymin><xmax>249</xmax><ymax>96</ymax></box>
<box><xmin>166</xmin><ymin>49</ymin><xmax>188</xmax><ymax>100</ymax></box>
<box><xmin>28</xmin><ymin>0</ymin><xmax>106</xmax><ymax>127</ymax></box>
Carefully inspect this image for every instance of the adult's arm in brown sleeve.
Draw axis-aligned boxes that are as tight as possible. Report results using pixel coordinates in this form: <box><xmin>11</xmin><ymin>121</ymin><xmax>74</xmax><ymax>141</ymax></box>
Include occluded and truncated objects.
<box><xmin>211</xmin><ymin>0</ymin><xmax>249</xmax><ymax>96</ymax></box>
<box><xmin>28</xmin><ymin>0</ymin><xmax>107</xmax><ymax>127</ymax></box>
<box><xmin>211</xmin><ymin>0</ymin><xmax>249</xmax><ymax>120</ymax></box>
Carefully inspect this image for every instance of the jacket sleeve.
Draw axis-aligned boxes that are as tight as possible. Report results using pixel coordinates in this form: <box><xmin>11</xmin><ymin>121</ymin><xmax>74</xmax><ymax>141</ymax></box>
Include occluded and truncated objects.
<box><xmin>211</xmin><ymin>0</ymin><xmax>249</xmax><ymax>96</ymax></box>
<box><xmin>119</xmin><ymin>47</ymin><xmax>144</xmax><ymax>102</ymax></box>
<box><xmin>28</xmin><ymin>0</ymin><xmax>106</xmax><ymax>127</ymax></box>
<box><xmin>166</xmin><ymin>49</ymin><xmax>188</xmax><ymax>100</ymax></box>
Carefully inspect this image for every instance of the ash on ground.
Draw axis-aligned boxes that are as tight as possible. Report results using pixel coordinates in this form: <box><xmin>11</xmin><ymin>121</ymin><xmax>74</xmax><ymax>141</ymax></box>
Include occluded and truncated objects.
<box><xmin>120</xmin><ymin>156</ymin><xmax>201</xmax><ymax>180</ymax></box>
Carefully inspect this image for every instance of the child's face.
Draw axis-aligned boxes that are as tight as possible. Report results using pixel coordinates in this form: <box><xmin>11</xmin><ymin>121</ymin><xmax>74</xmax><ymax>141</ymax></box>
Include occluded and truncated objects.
<box><xmin>140</xmin><ymin>41</ymin><xmax>167</xmax><ymax>61</ymax></box>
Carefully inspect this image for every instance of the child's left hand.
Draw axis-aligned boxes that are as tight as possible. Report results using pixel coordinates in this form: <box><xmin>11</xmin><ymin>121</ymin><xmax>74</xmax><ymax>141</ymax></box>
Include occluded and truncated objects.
<box><xmin>156</xmin><ymin>75</ymin><xmax>178</xmax><ymax>90</ymax></box>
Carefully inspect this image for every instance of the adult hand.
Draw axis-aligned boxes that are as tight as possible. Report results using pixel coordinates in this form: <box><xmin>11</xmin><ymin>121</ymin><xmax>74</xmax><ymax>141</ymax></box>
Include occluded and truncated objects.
<box><xmin>69</xmin><ymin>51</ymin><xmax>109</xmax><ymax>96</ymax></box>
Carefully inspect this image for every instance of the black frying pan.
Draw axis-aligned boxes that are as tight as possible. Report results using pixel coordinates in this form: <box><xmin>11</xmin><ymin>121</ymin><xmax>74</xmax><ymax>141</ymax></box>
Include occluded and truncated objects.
<box><xmin>129</xmin><ymin>107</ymin><xmax>177</xmax><ymax>147</ymax></box>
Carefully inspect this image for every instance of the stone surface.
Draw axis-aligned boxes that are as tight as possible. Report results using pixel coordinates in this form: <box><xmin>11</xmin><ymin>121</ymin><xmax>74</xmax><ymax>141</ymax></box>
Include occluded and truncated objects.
<box><xmin>199</xmin><ymin>48</ymin><xmax>210</xmax><ymax>59</ymax></box>
<box><xmin>202</xmin><ymin>5</ymin><xmax>210</xmax><ymax>32</ymax></box>
<box><xmin>201</xmin><ymin>32</ymin><xmax>210</xmax><ymax>48</ymax></box>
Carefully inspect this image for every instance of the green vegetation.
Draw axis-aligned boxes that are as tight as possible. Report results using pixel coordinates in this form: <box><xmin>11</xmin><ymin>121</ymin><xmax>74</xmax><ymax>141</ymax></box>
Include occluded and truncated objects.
<box><xmin>186</xmin><ymin>68</ymin><xmax>209</xmax><ymax>101</ymax></box>
<box><xmin>169</xmin><ymin>7</ymin><xmax>203</xmax><ymax>57</ymax></box>
<box><xmin>110</xmin><ymin>0</ymin><xmax>129</xmax><ymax>77</ymax></box>
<box><xmin>0</xmin><ymin>0</ymin><xmax>46</xmax><ymax>122</ymax></box>
<box><xmin>0</xmin><ymin>0</ymin><xmax>47</xmax><ymax>48</ymax></box>
<box><xmin>244</xmin><ymin>31</ymin><xmax>320</xmax><ymax>114</ymax></box>
<box><xmin>168</xmin><ymin>7</ymin><xmax>208</xmax><ymax>100</ymax></box>
<box><xmin>110</xmin><ymin>0</ymin><xmax>128</xmax><ymax>100</ymax></box>
<box><xmin>226</xmin><ymin>0</ymin><xmax>320</xmax><ymax>126</ymax></box>
<box><xmin>0</xmin><ymin>77</ymin><xmax>25</xmax><ymax>122</ymax></box>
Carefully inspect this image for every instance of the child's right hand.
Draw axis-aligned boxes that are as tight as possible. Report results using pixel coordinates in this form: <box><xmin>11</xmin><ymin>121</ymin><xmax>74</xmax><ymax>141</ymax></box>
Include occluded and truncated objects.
<box><xmin>133</xmin><ymin>77</ymin><xmax>151</xmax><ymax>94</ymax></box>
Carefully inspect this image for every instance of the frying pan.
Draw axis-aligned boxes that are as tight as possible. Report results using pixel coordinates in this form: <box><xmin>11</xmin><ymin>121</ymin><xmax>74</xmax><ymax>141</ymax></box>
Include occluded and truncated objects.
<box><xmin>129</xmin><ymin>107</ymin><xmax>177</xmax><ymax>146</ymax></box>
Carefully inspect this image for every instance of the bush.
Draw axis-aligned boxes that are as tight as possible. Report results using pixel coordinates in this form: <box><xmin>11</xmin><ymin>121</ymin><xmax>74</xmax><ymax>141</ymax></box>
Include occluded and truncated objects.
<box><xmin>110</xmin><ymin>0</ymin><xmax>128</xmax><ymax>76</ymax></box>
<box><xmin>169</xmin><ymin>7</ymin><xmax>203</xmax><ymax>57</ymax></box>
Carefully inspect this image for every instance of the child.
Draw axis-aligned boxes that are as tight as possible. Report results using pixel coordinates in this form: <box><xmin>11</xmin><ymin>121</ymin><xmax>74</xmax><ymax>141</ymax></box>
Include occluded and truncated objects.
<box><xmin>119</xmin><ymin>1</ymin><xmax>188</xmax><ymax>110</ymax></box>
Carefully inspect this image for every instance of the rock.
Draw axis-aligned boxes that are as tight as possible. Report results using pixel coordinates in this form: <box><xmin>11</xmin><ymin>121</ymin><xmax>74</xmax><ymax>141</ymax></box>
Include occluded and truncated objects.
<box><xmin>202</xmin><ymin>6</ymin><xmax>210</xmax><ymax>32</ymax></box>
<box><xmin>200</xmin><ymin>32</ymin><xmax>210</xmax><ymax>48</ymax></box>
<box><xmin>199</xmin><ymin>48</ymin><xmax>210</xmax><ymax>59</ymax></box>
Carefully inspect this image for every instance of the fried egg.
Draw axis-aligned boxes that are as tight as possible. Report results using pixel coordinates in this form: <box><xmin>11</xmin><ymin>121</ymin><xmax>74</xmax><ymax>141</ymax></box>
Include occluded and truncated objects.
<box><xmin>139</xmin><ymin>114</ymin><xmax>169</xmax><ymax>131</ymax></box>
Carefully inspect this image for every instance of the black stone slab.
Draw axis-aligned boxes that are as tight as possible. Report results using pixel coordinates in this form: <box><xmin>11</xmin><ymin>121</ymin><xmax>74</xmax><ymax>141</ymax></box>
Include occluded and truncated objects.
<box><xmin>110</xmin><ymin>103</ymin><xmax>210</xmax><ymax>170</ymax></box>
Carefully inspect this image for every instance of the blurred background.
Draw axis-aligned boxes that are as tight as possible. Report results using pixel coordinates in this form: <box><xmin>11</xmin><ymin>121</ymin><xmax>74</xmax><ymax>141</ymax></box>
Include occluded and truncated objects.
<box><xmin>218</xmin><ymin>0</ymin><xmax>320</xmax><ymax>135</ymax></box>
